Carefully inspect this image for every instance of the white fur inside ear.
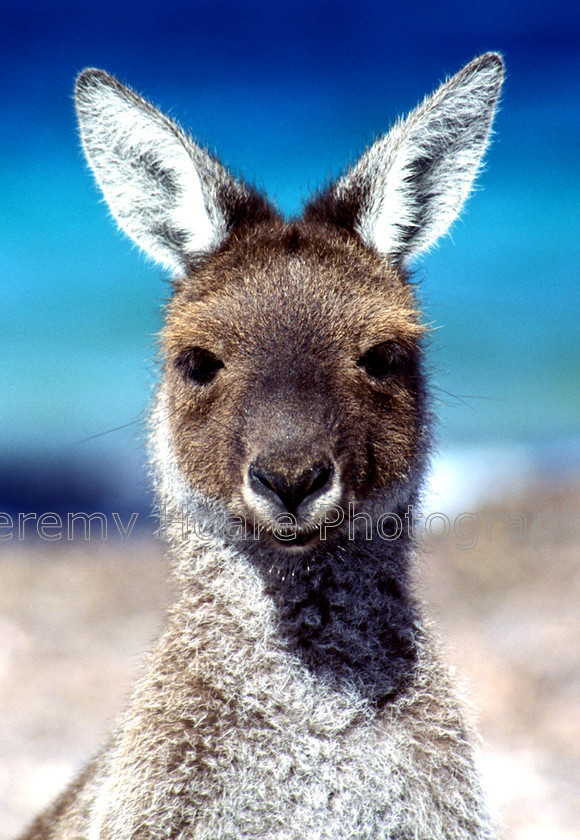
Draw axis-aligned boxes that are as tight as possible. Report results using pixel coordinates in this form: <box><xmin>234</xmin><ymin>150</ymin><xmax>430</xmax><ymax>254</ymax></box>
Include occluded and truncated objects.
<box><xmin>341</xmin><ymin>121</ymin><xmax>420</xmax><ymax>260</ymax></box>
<box><xmin>338</xmin><ymin>54</ymin><xmax>504</xmax><ymax>264</ymax></box>
<box><xmin>76</xmin><ymin>73</ymin><xmax>227</xmax><ymax>272</ymax></box>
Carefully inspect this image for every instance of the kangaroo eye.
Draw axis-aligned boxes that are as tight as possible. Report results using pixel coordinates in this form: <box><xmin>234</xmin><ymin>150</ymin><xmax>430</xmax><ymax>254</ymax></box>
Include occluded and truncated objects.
<box><xmin>175</xmin><ymin>347</ymin><xmax>224</xmax><ymax>384</ymax></box>
<box><xmin>357</xmin><ymin>341</ymin><xmax>405</xmax><ymax>380</ymax></box>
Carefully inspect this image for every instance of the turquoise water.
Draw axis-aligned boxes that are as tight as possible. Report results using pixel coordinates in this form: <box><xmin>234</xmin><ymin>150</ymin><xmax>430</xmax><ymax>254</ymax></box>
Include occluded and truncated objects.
<box><xmin>1</xmin><ymin>0</ymin><xmax>578</xmax><ymax>513</ymax></box>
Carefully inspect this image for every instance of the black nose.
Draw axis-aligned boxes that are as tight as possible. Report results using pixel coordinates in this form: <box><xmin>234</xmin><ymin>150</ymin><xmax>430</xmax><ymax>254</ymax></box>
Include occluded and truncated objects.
<box><xmin>249</xmin><ymin>461</ymin><xmax>333</xmax><ymax>513</ymax></box>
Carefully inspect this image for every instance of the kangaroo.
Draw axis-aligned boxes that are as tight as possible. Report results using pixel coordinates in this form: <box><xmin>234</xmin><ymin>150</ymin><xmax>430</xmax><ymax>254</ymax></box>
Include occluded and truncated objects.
<box><xmin>20</xmin><ymin>53</ymin><xmax>504</xmax><ymax>840</ymax></box>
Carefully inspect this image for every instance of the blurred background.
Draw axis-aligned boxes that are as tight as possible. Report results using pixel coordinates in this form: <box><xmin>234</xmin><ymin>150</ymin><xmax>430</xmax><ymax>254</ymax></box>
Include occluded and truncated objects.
<box><xmin>1</xmin><ymin>1</ymin><xmax>578</xmax><ymax>838</ymax></box>
<box><xmin>1</xmin><ymin>0</ymin><xmax>578</xmax><ymax>523</ymax></box>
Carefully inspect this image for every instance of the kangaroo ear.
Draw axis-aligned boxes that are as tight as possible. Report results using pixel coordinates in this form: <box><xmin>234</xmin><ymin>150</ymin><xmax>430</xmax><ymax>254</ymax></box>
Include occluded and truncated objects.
<box><xmin>305</xmin><ymin>53</ymin><xmax>504</xmax><ymax>267</ymax></box>
<box><xmin>75</xmin><ymin>69</ymin><xmax>274</xmax><ymax>274</ymax></box>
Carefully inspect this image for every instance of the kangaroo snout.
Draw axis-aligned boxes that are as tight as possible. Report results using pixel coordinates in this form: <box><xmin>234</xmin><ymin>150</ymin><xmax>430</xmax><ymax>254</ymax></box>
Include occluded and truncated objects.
<box><xmin>248</xmin><ymin>458</ymin><xmax>335</xmax><ymax>515</ymax></box>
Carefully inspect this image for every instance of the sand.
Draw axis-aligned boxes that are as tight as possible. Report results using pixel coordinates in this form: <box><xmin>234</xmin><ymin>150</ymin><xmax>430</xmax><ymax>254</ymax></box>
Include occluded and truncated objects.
<box><xmin>1</xmin><ymin>480</ymin><xmax>578</xmax><ymax>839</ymax></box>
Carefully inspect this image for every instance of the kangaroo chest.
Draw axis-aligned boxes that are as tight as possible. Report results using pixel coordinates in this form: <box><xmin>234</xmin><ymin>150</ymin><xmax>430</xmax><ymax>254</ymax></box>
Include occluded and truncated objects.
<box><xmin>112</xmin><ymin>653</ymin><xmax>412</xmax><ymax>839</ymax></box>
<box><xmin>93</xmin><ymin>550</ymin><xmax>488</xmax><ymax>840</ymax></box>
<box><xmin>99</xmin><ymin>607</ymin><xmax>439</xmax><ymax>840</ymax></box>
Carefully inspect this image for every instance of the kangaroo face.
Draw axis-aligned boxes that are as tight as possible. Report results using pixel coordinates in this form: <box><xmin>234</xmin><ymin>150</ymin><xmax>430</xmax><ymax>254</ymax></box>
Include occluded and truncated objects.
<box><xmin>74</xmin><ymin>54</ymin><xmax>503</xmax><ymax>550</ymax></box>
<box><xmin>162</xmin><ymin>224</ymin><xmax>425</xmax><ymax>547</ymax></box>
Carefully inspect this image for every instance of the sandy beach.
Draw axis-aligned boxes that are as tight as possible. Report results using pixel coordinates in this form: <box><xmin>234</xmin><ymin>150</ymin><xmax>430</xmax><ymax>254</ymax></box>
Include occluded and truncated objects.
<box><xmin>1</xmin><ymin>478</ymin><xmax>578</xmax><ymax>840</ymax></box>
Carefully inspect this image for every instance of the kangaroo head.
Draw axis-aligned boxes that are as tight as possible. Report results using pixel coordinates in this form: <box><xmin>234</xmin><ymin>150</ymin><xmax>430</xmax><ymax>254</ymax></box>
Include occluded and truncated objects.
<box><xmin>75</xmin><ymin>55</ymin><xmax>503</xmax><ymax>552</ymax></box>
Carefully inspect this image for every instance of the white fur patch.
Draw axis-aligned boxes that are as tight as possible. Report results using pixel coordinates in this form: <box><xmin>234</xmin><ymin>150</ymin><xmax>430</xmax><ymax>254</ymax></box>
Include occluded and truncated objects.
<box><xmin>337</xmin><ymin>53</ymin><xmax>504</xmax><ymax>264</ymax></box>
<box><xmin>75</xmin><ymin>71</ymin><xmax>228</xmax><ymax>272</ymax></box>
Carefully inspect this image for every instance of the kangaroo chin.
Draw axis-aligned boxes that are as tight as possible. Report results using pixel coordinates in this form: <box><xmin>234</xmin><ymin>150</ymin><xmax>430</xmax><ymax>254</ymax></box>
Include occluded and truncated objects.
<box><xmin>20</xmin><ymin>53</ymin><xmax>504</xmax><ymax>840</ymax></box>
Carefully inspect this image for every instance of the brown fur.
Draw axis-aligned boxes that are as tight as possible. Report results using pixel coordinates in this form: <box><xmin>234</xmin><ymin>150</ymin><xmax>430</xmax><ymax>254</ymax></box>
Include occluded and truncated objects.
<box><xmin>164</xmin><ymin>221</ymin><xmax>426</xmax><ymax>531</ymax></box>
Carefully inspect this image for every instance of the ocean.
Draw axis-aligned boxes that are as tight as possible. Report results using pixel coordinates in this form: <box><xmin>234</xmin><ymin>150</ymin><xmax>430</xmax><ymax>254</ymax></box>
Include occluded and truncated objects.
<box><xmin>1</xmin><ymin>0</ymin><xmax>578</xmax><ymax>522</ymax></box>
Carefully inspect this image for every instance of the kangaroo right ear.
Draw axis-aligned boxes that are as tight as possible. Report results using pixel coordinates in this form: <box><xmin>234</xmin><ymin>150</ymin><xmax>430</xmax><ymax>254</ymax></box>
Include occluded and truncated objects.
<box><xmin>304</xmin><ymin>53</ymin><xmax>504</xmax><ymax>268</ymax></box>
<box><xmin>75</xmin><ymin>69</ymin><xmax>273</xmax><ymax>274</ymax></box>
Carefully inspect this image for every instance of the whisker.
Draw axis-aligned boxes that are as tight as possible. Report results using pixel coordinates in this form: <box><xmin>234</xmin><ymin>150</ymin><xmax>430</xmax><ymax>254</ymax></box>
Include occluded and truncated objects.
<box><xmin>76</xmin><ymin>413</ymin><xmax>148</xmax><ymax>444</ymax></box>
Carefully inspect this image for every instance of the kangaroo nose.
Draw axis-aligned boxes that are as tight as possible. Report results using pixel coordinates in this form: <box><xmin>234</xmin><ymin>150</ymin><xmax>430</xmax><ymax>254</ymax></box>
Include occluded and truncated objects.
<box><xmin>249</xmin><ymin>461</ymin><xmax>333</xmax><ymax>513</ymax></box>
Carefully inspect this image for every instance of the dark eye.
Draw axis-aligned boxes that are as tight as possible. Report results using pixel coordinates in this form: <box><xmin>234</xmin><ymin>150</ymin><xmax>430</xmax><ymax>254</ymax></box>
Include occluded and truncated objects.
<box><xmin>357</xmin><ymin>341</ymin><xmax>406</xmax><ymax>380</ymax></box>
<box><xmin>175</xmin><ymin>347</ymin><xmax>224</xmax><ymax>384</ymax></box>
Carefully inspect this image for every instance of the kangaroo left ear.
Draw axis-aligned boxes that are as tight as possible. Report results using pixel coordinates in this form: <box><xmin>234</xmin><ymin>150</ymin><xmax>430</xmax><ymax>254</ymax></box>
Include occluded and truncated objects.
<box><xmin>305</xmin><ymin>53</ymin><xmax>504</xmax><ymax>267</ymax></box>
<box><xmin>75</xmin><ymin>69</ymin><xmax>275</xmax><ymax>274</ymax></box>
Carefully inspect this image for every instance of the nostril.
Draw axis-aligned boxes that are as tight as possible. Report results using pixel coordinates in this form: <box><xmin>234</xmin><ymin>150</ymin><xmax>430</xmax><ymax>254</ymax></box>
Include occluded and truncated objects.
<box><xmin>248</xmin><ymin>461</ymin><xmax>333</xmax><ymax>513</ymax></box>
<box><xmin>308</xmin><ymin>464</ymin><xmax>332</xmax><ymax>497</ymax></box>
<box><xmin>249</xmin><ymin>464</ymin><xmax>293</xmax><ymax>507</ymax></box>
<box><xmin>250</xmin><ymin>465</ymin><xmax>276</xmax><ymax>494</ymax></box>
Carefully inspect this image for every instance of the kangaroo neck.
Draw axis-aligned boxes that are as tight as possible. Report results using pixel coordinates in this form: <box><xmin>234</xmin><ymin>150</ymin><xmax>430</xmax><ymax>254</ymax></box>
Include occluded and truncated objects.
<box><xmin>168</xmin><ymin>522</ymin><xmax>421</xmax><ymax>705</ymax></box>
